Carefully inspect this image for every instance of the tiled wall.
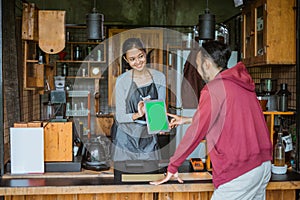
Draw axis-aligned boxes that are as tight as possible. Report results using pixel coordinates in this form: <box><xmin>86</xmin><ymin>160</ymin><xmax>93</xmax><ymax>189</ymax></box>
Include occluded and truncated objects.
<box><xmin>3</xmin><ymin>90</ymin><xmax>41</xmax><ymax>162</ymax></box>
<box><xmin>248</xmin><ymin>65</ymin><xmax>296</xmax><ymax>110</ymax></box>
<box><xmin>5</xmin><ymin>89</ymin><xmax>41</xmax><ymax>133</ymax></box>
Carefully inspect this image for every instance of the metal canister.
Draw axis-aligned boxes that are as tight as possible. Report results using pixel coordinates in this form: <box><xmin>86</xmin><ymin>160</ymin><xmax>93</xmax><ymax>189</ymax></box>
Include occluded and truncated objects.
<box><xmin>86</xmin><ymin>10</ymin><xmax>104</xmax><ymax>41</ymax></box>
<box><xmin>277</xmin><ymin>83</ymin><xmax>291</xmax><ymax>112</ymax></box>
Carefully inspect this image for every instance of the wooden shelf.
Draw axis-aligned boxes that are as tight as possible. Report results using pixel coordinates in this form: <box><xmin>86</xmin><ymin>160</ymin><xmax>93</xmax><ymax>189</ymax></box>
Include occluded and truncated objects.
<box><xmin>66</xmin><ymin>41</ymin><xmax>102</xmax><ymax>45</ymax></box>
<box><xmin>263</xmin><ymin>111</ymin><xmax>294</xmax><ymax>115</ymax></box>
<box><xmin>263</xmin><ymin>111</ymin><xmax>295</xmax><ymax>143</ymax></box>
<box><xmin>56</xmin><ymin>60</ymin><xmax>106</xmax><ymax>64</ymax></box>
<box><xmin>64</xmin><ymin>76</ymin><xmax>104</xmax><ymax>79</ymax></box>
<box><xmin>26</xmin><ymin>60</ymin><xmax>39</xmax><ymax>63</ymax></box>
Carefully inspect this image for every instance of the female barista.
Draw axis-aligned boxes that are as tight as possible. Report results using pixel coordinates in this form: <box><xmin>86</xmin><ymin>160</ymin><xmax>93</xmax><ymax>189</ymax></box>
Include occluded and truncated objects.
<box><xmin>111</xmin><ymin>38</ymin><xmax>166</xmax><ymax>161</ymax></box>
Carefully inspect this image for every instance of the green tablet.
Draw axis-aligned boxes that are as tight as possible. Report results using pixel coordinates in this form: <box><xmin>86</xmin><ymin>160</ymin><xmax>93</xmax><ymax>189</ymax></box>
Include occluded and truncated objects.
<box><xmin>144</xmin><ymin>100</ymin><xmax>170</xmax><ymax>134</ymax></box>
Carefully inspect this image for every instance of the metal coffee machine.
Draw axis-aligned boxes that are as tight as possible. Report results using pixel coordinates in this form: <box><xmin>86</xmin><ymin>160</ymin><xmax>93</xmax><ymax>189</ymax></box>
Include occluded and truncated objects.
<box><xmin>260</xmin><ymin>78</ymin><xmax>278</xmax><ymax>111</ymax></box>
<box><xmin>48</xmin><ymin>76</ymin><xmax>67</xmax><ymax>121</ymax></box>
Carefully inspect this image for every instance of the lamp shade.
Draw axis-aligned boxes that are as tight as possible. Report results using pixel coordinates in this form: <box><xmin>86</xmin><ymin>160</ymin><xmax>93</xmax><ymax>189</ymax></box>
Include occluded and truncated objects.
<box><xmin>198</xmin><ymin>10</ymin><xmax>215</xmax><ymax>40</ymax></box>
<box><xmin>86</xmin><ymin>10</ymin><xmax>104</xmax><ymax>40</ymax></box>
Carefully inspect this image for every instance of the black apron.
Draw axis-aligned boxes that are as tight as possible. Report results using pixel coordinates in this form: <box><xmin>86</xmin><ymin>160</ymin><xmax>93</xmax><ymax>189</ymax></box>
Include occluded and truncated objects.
<box><xmin>112</xmin><ymin>70</ymin><xmax>161</xmax><ymax>161</ymax></box>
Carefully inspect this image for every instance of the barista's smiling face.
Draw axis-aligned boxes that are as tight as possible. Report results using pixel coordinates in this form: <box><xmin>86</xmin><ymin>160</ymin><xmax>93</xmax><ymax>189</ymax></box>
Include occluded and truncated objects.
<box><xmin>124</xmin><ymin>48</ymin><xmax>146</xmax><ymax>71</ymax></box>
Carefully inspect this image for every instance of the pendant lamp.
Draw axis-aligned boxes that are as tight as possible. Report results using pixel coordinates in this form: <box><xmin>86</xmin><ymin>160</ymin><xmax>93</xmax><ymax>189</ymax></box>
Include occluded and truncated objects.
<box><xmin>86</xmin><ymin>0</ymin><xmax>104</xmax><ymax>41</ymax></box>
<box><xmin>198</xmin><ymin>0</ymin><xmax>215</xmax><ymax>40</ymax></box>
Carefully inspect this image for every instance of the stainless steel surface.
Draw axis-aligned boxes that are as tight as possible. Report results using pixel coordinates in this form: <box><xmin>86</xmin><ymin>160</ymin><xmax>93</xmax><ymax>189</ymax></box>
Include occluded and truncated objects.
<box><xmin>86</xmin><ymin>10</ymin><xmax>104</xmax><ymax>41</ymax></box>
<box><xmin>265</xmin><ymin>95</ymin><xmax>278</xmax><ymax>111</ymax></box>
<box><xmin>277</xmin><ymin>83</ymin><xmax>291</xmax><ymax>112</ymax></box>
<box><xmin>261</xmin><ymin>78</ymin><xmax>277</xmax><ymax>94</ymax></box>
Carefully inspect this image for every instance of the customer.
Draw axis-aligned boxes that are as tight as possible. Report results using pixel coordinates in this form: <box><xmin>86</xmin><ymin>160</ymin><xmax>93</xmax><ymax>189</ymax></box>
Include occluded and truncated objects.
<box><xmin>150</xmin><ymin>40</ymin><xmax>272</xmax><ymax>200</ymax></box>
<box><xmin>111</xmin><ymin>38</ymin><xmax>166</xmax><ymax>161</ymax></box>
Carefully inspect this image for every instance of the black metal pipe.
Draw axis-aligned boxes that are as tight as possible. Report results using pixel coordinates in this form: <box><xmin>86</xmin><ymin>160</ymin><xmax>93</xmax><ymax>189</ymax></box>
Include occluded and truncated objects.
<box><xmin>0</xmin><ymin>0</ymin><xmax>4</xmax><ymax>177</ymax></box>
<box><xmin>296</xmin><ymin>0</ymin><xmax>300</xmax><ymax>172</ymax></box>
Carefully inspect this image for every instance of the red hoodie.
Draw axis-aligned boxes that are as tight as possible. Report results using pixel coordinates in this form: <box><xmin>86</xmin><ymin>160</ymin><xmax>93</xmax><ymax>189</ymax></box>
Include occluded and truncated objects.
<box><xmin>168</xmin><ymin>62</ymin><xmax>272</xmax><ymax>188</ymax></box>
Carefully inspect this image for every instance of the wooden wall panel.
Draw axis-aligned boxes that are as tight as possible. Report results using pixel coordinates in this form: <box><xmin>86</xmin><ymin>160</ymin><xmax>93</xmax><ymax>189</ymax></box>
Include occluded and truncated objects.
<box><xmin>115</xmin><ymin>193</ymin><xmax>153</xmax><ymax>200</ymax></box>
<box><xmin>56</xmin><ymin>194</ymin><xmax>76</xmax><ymax>200</ymax></box>
<box><xmin>189</xmin><ymin>192</ymin><xmax>213</xmax><ymax>200</ymax></box>
<box><xmin>266</xmin><ymin>190</ymin><xmax>295</xmax><ymax>200</ymax></box>
<box><xmin>158</xmin><ymin>192</ymin><xmax>213</xmax><ymax>200</ymax></box>
<box><xmin>2</xmin><ymin>190</ymin><xmax>297</xmax><ymax>200</ymax></box>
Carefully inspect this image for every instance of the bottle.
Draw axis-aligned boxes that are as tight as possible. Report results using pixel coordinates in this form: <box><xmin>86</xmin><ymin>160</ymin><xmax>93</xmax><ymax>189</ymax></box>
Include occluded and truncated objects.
<box><xmin>79</xmin><ymin>121</ymin><xmax>84</xmax><ymax>138</ymax></box>
<box><xmin>86</xmin><ymin>45</ymin><xmax>93</xmax><ymax>60</ymax></box>
<box><xmin>274</xmin><ymin>131</ymin><xmax>285</xmax><ymax>167</ymax></box>
<box><xmin>193</xmin><ymin>25</ymin><xmax>199</xmax><ymax>45</ymax></box>
<box><xmin>97</xmin><ymin>49</ymin><xmax>102</xmax><ymax>61</ymax></box>
<box><xmin>74</xmin><ymin>45</ymin><xmax>82</xmax><ymax>60</ymax></box>
<box><xmin>274</xmin><ymin>117</ymin><xmax>293</xmax><ymax>167</ymax></box>
<box><xmin>46</xmin><ymin>101</ymin><xmax>54</xmax><ymax>120</ymax></box>
<box><xmin>37</xmin><ymin>48</ymin><xmax>45</xmax><ymax>64</ymax></box>
<box><xmin>62</xmin><ymin>63</ymin><xmax>68</xmax><ymax>76</ymax></box>
<box><xmin>282</xmin><ymin>127</ymin><xmax>293</xmax><ymax>167</ymax></box>
<box><xmin>276</xmin><ymin>83</ymin><xmax>291</xmax><ymax>112</ymax></box>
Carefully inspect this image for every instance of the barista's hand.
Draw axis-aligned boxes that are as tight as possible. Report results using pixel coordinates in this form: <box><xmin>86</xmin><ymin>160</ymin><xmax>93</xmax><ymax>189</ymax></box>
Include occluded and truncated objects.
<box><xmin>149</xmin><ymin>171</ymin><xmax>183</xmax><ymax>185</ymax></box>
<box><xmin>137</xmin><ymin>101</ymin><xmax>145</xmax><ymax>117</ymax></box>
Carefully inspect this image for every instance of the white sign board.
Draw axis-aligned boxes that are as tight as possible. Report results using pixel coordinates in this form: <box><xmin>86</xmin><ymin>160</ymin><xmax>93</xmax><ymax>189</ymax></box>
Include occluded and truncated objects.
<box><xmin>10</xmin><ymin>128</ymin><xmax>44</xmax><ymax>174</ymax></box>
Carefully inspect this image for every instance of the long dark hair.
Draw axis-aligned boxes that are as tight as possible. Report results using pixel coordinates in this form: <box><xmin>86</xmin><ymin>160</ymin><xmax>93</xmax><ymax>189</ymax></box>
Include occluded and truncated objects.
<box><xmin>121</xmin><ymin>38</ymin><xmax>146</xmax><ymax>72</ymax></box>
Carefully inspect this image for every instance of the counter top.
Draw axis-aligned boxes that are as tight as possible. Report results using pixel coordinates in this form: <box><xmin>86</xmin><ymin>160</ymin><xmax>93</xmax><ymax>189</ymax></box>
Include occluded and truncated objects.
<box><xmin>1</xmin><ymin>168</ymin><xmax>300</xmax><ymax>196</ymax></box>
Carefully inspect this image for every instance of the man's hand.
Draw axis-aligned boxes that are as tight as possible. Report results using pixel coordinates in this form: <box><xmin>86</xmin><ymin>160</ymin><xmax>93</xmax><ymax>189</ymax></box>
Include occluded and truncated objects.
<box><xmin>167</xmin><ymin>113</ymin><xmax>182</xmax><ymax>128</ymax></box>
<box><xmin>149</xmin><ymin>171</ymin><xmax>183</xmax><ymax>185</ymax></box>
<box><xmin>167</xmin><ymin>113</ymin><xmax>192</xmax><ymax>129</ymax></box>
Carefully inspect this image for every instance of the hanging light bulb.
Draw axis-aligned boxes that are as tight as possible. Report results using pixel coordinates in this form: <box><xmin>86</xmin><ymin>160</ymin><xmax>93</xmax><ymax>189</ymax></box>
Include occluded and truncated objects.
<box><xmin>198</xmin><ymin>0</ymin><xmax>216</xmax><ymax>40</ymax></box>
<box><xmin>86</xmin><ymin>0</ymin><xmax>104</xmax><ymax>41</ymax></box>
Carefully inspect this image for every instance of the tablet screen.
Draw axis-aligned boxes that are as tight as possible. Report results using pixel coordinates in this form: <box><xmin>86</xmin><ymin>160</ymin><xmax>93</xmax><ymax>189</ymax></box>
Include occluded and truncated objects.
<box><xmin>144</xmin><ymin>100</ymin><xmax>169</xmax><ymax>134</ymax></box>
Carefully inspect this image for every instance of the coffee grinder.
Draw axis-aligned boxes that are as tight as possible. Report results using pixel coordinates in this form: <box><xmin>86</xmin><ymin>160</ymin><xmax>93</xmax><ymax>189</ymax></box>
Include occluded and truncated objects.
<box><xmin>48</xmin><ymin>76</ymin><xmax>67</xmax><ymax>122</ymax></box>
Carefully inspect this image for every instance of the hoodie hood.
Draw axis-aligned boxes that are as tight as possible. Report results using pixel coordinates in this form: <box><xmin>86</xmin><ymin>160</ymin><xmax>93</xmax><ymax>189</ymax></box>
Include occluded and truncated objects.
<box><xmin>215</xmin><ymin>62</ymin><xmax>255</xmax><ymax>92</ymax></box>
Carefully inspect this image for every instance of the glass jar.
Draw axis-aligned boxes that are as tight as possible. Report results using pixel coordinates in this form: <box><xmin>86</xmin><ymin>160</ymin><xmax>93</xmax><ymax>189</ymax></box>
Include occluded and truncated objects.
<box><xmin>82</xmin><ymin>136</ymin><xmax>111</xmax><ymax>171</ymax></box>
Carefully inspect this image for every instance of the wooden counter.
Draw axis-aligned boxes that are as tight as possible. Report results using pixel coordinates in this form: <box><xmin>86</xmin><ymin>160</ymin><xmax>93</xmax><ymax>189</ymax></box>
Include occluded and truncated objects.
<box><xmin>0</xmin><ymin>168</ymin><xmax>300</xmax><ymax>200</ymax></box>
